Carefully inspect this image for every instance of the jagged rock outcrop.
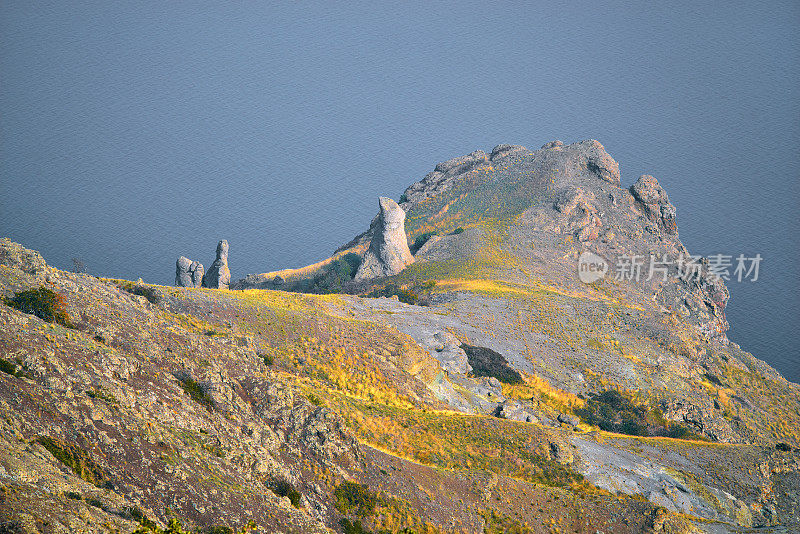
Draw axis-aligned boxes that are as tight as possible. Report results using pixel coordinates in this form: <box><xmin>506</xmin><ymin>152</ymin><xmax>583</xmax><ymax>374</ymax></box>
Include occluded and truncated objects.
<box><xmin>175</xmin><ymin>256</ymin><xmax>204</xmax><ymax>288</ymax></box>
<box><xmin>490</xmin><ymin>144</ymin><xmax>529</xmax><ymax>160</ymax></box>
<box><xmin>630</xmin><ymin>174</ymin><xmax>677</xmax><ymax>234</ymax></box>
<box><xmin>553</xmin><ymin>186</ymin><xmax>602</xmax><ymax>242</ymax></box>
<box><xmin>202</xmin><ymin>240</ymin><xmax>231</xmax><ymax>289</ymax></box>
<box><xmin>661</xmin><ymin>398</ymin><xmax>738</xmax><ymax>443</ymax></box>
<box><xmin>354</xmin><ymin>198</ymin><xmax>414</xmax><ymax>281</ymax></box>
<box><xmin>401</xmin><ymin>151</ymin><xmax>492</xmax><ymax>206</ymax></box>
<box><xmin>570</xmin><ymin>139</ymin><xmax>620</xmax><ymax>186</ymax></box>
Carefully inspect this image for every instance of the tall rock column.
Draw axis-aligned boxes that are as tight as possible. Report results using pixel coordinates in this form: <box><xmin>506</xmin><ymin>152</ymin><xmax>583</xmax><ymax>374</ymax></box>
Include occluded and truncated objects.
<box><xmin>175</xmin><ymin>257</ymin><xmax>204</xmax><ymax>288</ymax></box>
<box><xmin>202</xmin><ymin>240</ymin><xmax>231</xmax><ymax>289</ymax></box>
<box><xmin>355</xmin><ymin>197</ymin><xmax>414</xmax><ymax>281</ymax></box>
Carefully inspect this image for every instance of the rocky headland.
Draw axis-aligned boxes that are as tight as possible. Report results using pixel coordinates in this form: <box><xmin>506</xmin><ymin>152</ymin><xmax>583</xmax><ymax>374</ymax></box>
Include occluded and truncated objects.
<box><xmin>1</xmin><ymin>139</ymin><xmax>798</xmax><ymax>533</ymax></box>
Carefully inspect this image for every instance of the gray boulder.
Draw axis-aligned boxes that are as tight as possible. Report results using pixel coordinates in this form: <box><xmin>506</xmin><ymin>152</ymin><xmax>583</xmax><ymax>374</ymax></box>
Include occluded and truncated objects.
<box><xmin>175</xmin><ymin>256</ymin><xmax>204</xmax><ymax>288</ymax></box>
<box><xmin>496</xmin><ymin>400</ymin><xmax>539</xmax><ymax>423</ymax></box>
<box><xmin>630</xmin><ymin>175</ymin><xmax>677</xmax><ymax>234</ymax></box>
<box><xmin>202</xmin><ymin>240</ymin><xmax>231</xmax><ymax>290</ymax></box>
<box><xmin>425</xmin><ymin>331</ymin><xmax>472</xmax><ymax>375</ymax></box>
<box><xmin>354</xmin><ymin>198</ymin><xmax>414</xmax><ymax>281</ymax></box>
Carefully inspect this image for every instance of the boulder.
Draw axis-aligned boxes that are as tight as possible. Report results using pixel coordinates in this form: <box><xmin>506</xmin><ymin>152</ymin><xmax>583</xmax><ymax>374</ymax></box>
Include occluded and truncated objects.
<box><xmin>630</xmin><ymin>175</ymin><xmax>677</xmax><ymax>234</ymax></box>
<box><xmin>495</xmin><ymin>400</ymin><xmax>539</xmax><ymax>423</ymax></box>
<box><xmin>202</xmin><ymin>240</ymin><xmax>231</xmax><ymax>290</ymax></box>
<box><xmin>354</xmin><ymin>198</ymin><xmax>414</xmax><ymax>281</ymax></box>
<box><xmin>426</xmin><ymin>331</ymin><xmax>472</xmax><ymax>375</ymax></box>
<box><xmin>175</xmin><ymin>256</ymin><xmax>204</xmax><ymax>288</ymax></box>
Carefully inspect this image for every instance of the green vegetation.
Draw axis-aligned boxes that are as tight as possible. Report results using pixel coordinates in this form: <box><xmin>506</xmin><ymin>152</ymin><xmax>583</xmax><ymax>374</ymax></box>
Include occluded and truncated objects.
<box><xmin>334</xmin><ymin>481</ymin><xmax>377</xmax><ymax>516</ymax></box>
<box><xmin>36</xmin><ymin>436</ymin><xmax>109</xmax><ymax>487</ymax></box>
<box><xmin>273</xmin><ymin>479</ymin><xmax>302</xmax><ymax>508</ymax></box>
<box><xmin>452</xmin><ymin>227</ymin><xmax>465</xmax><ymax>234</ymax></box>
<box><xmin>0</xmin><ymin>358</ymin><xmax>21</xmax><ymax>378</ymax></box>
<box><xmin>461</xmin><ymin>344</ymin><xmax>523</xmax><ymax>384</ymax></box>
<box><xmin>129</xmin><ymin>506</ymin><xmax>255</xmax><ymax>534</ymax></box>
<box><xmin>65</xmin><ymin>491</ymin><xmax>82</xmax><ymax>500</ymax></box>
<box><xmin>398</xmin><ymin>193</ymin><xmax>408</xmax><ymax>203</ymax></box>
<box><xmin>576</xmin><ymin>390</ymin><xmax>703</xmax><ymax>439</ymax></box>
<box><xmin>410</xmin><ymin>231</ymin><xmax>436</xmax><ymax>254</ymax></box>
<box><xmin>334</xmin><ymin>395</ymin><xmax>584</xmax><ymax>489</ymax></box>
<box><xmin>261</xmin><ymin>353</ymin><xmax>274</xmax><ymax>366</ymax></box>
<box><xmin>115</xmin><ymin>281</ymin><xmax>161</xmax><ymax>304</ymax></box>
<box><xmin>339</xmin><ymin>518</ymin><xmax>371</xmax><ymax>534</ymax></box>
<box><xmin>367</xmin><ymin>283</ymin><xmax>420</xmax><ymax>305</ymax></box>
<box><xmin>305</xmin><ymin>253</ymin><xmax>362</xmax><ymax>294</ymax></box>
<box><xmin>86</xmin><ymin>387</ymin><xmax>118</xmax><ymax>404</ymax></box>
<box><xmin>4</xmin><ymin>286</ymin><xmax>73</xmax><ymax>327</ymax></box>
<box><xmin>177</xmin><ymin>375</ymin><xmax>215</xmax><ymax>411</ymax></box>
<box><xmin>0</xmin><ymin>358</ymin><xmax>33</xmax><ymax>379</ymax></box>
<box><xmin>204</xmin><ymin>329</ymin><xmax>225</xmax><ymax>337</ymax></box>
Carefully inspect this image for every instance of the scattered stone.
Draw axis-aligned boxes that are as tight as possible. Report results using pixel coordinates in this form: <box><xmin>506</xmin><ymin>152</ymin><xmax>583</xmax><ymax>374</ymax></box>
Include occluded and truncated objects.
<box><xmin>549</xmin><ymin>441</ymin><xmax>574</xmax><ymax>465</ymax></box>
<box><xmin>495</xmin><ymin>400</ymin><xmax>538</xmax><ymax>423</ymax></box>
<box><xmin>558</xmin><ymin>413</ymin><xmax>579</xmax><ymax>428</ymax></box>
<box><xmin>630</xmin><ymin>174</ymin><xmax>677</xmax><ymax>234</ymax></box>
<box><xmin>354</xmin><ymin>198</ymin><xmax>414</xmax><ymax>281</ymax></box>
<box><xmin>431</xmin><ymin>331</ymin><xmax>471</xmax><ymax>375</ymax></box>
<box><xmin>203</xmin><ymin>240</ymin><xmax>231</xmax><ymax>290</ymax></box>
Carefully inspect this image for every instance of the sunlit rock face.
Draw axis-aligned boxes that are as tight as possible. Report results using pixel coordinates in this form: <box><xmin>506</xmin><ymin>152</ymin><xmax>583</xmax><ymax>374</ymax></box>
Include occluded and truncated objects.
<box><xmin>354</xmin><ymin>197</ymin><xmax>414</xmax><ymax>281</ymax></box>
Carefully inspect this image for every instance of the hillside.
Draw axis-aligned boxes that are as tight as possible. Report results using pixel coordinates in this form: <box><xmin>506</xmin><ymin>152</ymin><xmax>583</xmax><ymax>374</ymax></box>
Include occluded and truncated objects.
<box><xmin>1</xmin><ymin>140</ymin><xmax>798</xmax><ymax>533</ymax></box>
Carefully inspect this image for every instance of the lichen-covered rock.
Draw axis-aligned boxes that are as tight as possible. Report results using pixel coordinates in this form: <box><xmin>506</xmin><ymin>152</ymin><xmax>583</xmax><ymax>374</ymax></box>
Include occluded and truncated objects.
<box><xmin>490</xmin><ymin>144</ymin><xmax>528</xmax><ymax>160</ymax></box>
<box><xmin>541</xmin><ymin>140</ymin><xmax>564</xmax><ymax>149</ymax></box>
<box><xmin>202</xmin><ymin>240</ymin><xmax>231</xmax><ymax>289</ymax></box>
<box><xmin>553</xmin><ymin>186</ymin><xmax>602</xmax><ymax>242</ymax></box>
<box><xmin>569</xmin><ymin>139</ymin><xmax>621</xmax><ymax>186</ymax></box>
<box><xmin>399</xmin><ymin>151</ymin><xmax>491</xmax><ymax>206</ymax></box>
<box><xmin>630</xmin><ymin>174</ymin><xmax>678</xmax><ymax>234</ymax></box>
<box><xmin>354</xmin><ymin>198</ymin><xmax>414</xmax><ymax>281</ymax></box>
<box><xmin>496</xmin><ymin>400</ymin><xmax>538</xmax><ymax>423</ymax></box>
<box><xmin>423</xmin><ymin>330</ymin><xmax>472</xmax><ymax>375</ymax></box>
<box><xmin>175</xmin><ymin>256</ymin><xmax>204</xmax><ymax>287</ymax></box>
<box><xmin>661</xmin><ymin>398</ymin><xmax>738</xmax><ymax>443</ymax></box>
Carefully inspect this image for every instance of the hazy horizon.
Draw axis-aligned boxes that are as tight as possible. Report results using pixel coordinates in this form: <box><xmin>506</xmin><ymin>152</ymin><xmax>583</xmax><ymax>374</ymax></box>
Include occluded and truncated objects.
<box><xmin>1</xmin><ymin>1</ymin><xmax>798</xmax><ymax>381</ymax></box>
